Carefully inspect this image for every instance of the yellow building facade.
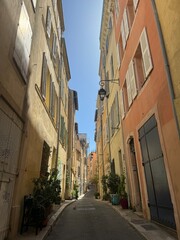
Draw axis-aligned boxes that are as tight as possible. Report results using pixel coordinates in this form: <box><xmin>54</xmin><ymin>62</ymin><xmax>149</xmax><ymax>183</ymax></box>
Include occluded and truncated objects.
<box><xmin>96</xmin><ymin>0</ymin><xmax>126</xmax><ymax>198</ymax></box>
<box><xmin>0</xmin><ymin>0</ymin><xmax>70</xmax><ymax>239</ymax></box>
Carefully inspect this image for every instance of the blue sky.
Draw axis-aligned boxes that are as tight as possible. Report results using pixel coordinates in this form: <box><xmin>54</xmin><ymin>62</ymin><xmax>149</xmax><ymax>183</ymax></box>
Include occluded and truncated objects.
<box><xmin>62</xmin><ymin>0</ymin><xmax>103</xmax><ymax>152</ymax></box>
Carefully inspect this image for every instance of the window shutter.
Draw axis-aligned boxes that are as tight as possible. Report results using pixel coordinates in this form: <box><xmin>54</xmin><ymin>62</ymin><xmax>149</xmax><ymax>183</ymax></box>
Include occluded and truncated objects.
<box><xmin>121</xmin><ymin>22</ymin><xmax>126</xmax><ymax>50</ymax></box>
<box><xmin>133</xmin><ymin>0</ymin><xmax>139</xmax><ymax>10</ymax></box>
<box><xmin>140</xmin><ymin>28</ymin><xmax>153</xmax><ymax>78</ymax></box>
<box><xmin>123</xmin><ymin>9</ymin><xmax>129</xmax><ymax>41</ymax></box>
<box><xmin>32</xmin><ymin>0</ymin><xmax>37</xmax><ymax>9</ymax></box>
<box><xmin>129</xmin><ymin>61</ymin><xmax>137</xmax><ymax>99</ymax></box>
<box><xmin>115</xmin><ymin>92</ymin><xmax>120</xmax><ymax>126</ymax></box>
<box><xmin>52</xmin><ymin>82</ymin><xmax>55</xmax><ymax>118</ymax></box>
<box><xmin>41</xmin><ymin>53</ymin><xmax>47</xmax><ymax>98</ymax></box>
<box><xmin>52</xmin><ymin>33</ymin><xmax>57</xmax><ymax>58</ymax></box>
<box><xmin>119</xmin><ymin>89</ymin><xmax>125</xmax><ymax>119</ymax></box>
<box><xmin>110</xmin><ymin>55</ymin><xmax>114</xmax><ymax>78</ymax></box>
<box><xmin>115</xmin><ymin>0</ymin><xmax>120</xmax><ymax>19</ymax></box>
<box><xmin>49</xmin><ymin>77</ymin><xmax>53</xmax><ymax>116</ymax></box>
<box><xmin>46</xmin><ymin>7</ymin><xmax>51</xmax><ymax>38</ymax></box>
<box><xmin>126</xmin><ymin>71</ymin><xmax>132</xmax><ymax>106</ymax></box>
<box><xmin>13</xmin><ymin>2</ymin><xmax>32</xmax><ymax>81</ymax></box>
<box><xmin>116</xmin><ymin>43</ymin><xmax>121</xmax><ymax>69</ymax></box>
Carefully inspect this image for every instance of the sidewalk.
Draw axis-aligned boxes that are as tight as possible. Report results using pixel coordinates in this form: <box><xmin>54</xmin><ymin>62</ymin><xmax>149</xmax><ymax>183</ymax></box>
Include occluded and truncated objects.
<box><xmin>15</xmin><ymin>200</ymin><xmax>75</xmax><ymax>240</ymax></box>
<box><xmin>15</xmin><ymin>196</ymin><xmax>178</xmax><ymax>240</ymax></box>
<box><xmin>110</xmin><ymin>202</ymin><xmax>178</xmax><ymax>240</ymax></box>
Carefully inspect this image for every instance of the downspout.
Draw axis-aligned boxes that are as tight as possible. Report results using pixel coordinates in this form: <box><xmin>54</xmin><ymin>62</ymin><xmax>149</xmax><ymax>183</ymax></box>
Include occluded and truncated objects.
<box><xmin>151</xmin><ymin>0</ymin><xmax>180</xmax><ymax>135</ymax></box>
<box><xmin>101</xmin><ymin>112</ymin><xmax>105</xmax><ymax>175</ymax></box>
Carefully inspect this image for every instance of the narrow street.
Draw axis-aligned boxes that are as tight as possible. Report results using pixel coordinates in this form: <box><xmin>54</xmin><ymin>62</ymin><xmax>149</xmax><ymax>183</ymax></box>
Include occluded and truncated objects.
<box><xmin>45</xmin><ymin>188</ymin><xmax>145</xmax><ymax>240</ymax></box>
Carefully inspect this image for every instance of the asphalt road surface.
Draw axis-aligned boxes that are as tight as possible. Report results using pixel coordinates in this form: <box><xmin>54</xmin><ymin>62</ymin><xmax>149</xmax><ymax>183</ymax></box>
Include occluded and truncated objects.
<box><xmin>46</xmin><ymin>188</ymin><xmax>146</xmax><ymax>240</ymax></box>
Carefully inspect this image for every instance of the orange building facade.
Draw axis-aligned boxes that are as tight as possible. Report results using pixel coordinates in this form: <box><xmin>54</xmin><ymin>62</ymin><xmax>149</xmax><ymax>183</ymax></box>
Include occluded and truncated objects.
<box><xmin>112</xmin><ymin>0</ymin><xmax>180</xmax><ymax>235</ymax></box>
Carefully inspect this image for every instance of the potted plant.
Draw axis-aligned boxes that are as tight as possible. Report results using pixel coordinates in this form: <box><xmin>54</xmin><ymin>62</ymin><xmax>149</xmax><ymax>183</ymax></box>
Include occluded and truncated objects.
<box><xmin>32</xmin><ymin>168</ymin><xmax>61</xmax><ymax>226</ymax></box>
<box><xmin>94</xmin><ymin>192</ymin><xmax>100</xmax><ymax>199</ymax></box>
<box><xmin>101</xmin><ymin>175</ymin><xmax>110</xmax><ymax>201</ymax></box>
<box><xmin>107</xmin><ymin>173</ymin><xmax>120</xmax><ymax>205</ymax></box>
<box><xmin>118</xmin><ymin>173</ymin><xmax>128</xmax><ymax>209</ymax></box>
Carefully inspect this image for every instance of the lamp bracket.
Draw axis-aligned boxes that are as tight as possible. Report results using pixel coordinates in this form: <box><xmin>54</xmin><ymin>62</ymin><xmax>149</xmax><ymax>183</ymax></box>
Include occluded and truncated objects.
<box><xmin>99</xmin><ymin>79</ymin><xmax>119</xmax><ymax>86</ymax></box>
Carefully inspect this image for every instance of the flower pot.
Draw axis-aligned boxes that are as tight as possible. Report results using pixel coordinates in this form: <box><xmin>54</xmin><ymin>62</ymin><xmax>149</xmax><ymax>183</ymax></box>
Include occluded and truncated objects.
<box><xmin>111</xmin><ymin>194</ymin><xmax>120</xmax><ymax>205</ymax></box>
<box><xmin>120</xmin><ymin>198</ymin><xmax>128</xmax><ymax>209</ymax></box>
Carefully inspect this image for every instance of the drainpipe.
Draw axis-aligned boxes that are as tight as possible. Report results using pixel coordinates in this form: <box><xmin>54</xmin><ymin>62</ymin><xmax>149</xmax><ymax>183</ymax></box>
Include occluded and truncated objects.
<box><xmin>151</xmin><ymin>0</ymin><xmax>180</xmax><ymax>135</ymax></box>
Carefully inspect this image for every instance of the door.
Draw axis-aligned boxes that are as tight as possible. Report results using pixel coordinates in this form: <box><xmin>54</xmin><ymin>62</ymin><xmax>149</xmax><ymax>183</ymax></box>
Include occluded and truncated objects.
<box><xmin>0</xmin><ymin>98</ymin><xmax>23</xmax><ymax>239</ymax></box>
<box><xmin>139</xmin><ymin>115</ymin><xmax>176</xmax><ymax>229</ymax></box>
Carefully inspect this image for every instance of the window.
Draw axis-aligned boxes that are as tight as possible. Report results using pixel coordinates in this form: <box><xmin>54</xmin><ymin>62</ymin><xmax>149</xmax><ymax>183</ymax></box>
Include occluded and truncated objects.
<box><xmin>134</xmin><ymin>45</ymin><xmax>145</xmax><ymax>89</ymax></box>
<box><xmin>40</xmin><ymin>141</ymin><xmax>50</xmax><ymax>176</ymax></box>
<box><xmin>13</xmin><ymin>2</ymin><xmax>32</xmax><ymax>81</ymax></box>
<box><xmin>41</xmin><ymin>53</ymin><xmax>57</xmax><ymax>124</ymax></box>
<box><xmin>140</xmin><ymin>28</ymin><xmax>153</xmax><ymax>78</ymax></box>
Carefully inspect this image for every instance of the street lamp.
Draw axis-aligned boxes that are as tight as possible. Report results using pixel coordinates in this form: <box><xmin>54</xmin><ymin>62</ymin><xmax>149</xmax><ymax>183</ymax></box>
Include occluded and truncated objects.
<box><xmin>98</xmin><ymin>79</ymin><xmax>119</xmax><ymax>101</ymax></box>
<box><xmin>97</xmin><ymin>78</ymin><xmax>119</xmax><ymax>173</ymax></box>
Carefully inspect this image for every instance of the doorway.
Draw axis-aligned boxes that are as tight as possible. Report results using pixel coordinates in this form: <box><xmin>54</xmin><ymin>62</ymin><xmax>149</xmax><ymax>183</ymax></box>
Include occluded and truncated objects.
<box><xmin>139</xmin><ymin>115</ymin><xmax>176</xmax><ymax>229</ymax></box>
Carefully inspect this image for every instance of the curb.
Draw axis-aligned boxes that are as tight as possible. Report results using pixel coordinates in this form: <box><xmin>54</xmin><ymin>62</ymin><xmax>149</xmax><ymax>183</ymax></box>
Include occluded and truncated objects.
<box><xmin>43</xmin><ymin>200</ymin><xmax>76</xmax><ymax>239</ymax></box>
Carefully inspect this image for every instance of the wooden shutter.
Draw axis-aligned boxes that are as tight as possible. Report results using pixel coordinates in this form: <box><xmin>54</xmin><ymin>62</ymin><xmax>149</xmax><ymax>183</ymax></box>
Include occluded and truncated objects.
<box><xmin>126</xmin><ymin>71</ymin><xmax>132</xmax><ymax>106</ymax></box>
<box><xmin>13</xmin><ymin>2</ymin><xmax>32</xmax><ymax>81</ymax></box>
<box><xmin>110</xmin><ymin>55</ymin><xmax>114</xmax><ymax>78</ymax></box>
<box><xmin>32</xmin><ymin>0</ymin><xmax>37</xmax><ymax>9</ymax></box>
<box><xmin>123</xmin><ymin>9</ymin><xmax>129</xmax><ymax>41</ymax></box>
<box><xmin>116</xmin><ymin>43</ymin><xmax>121</xmax><ymax>69</ymax></box>
<box><xmin>115</xmin><ymin>92</ymin><xmax>120</xmax><ymax>126</ymax></box>
<box><xmin>115</xmin><ymin>0</ymin><xmax>120</xmax><ymax>19</ymax></box>
<box><xmin>46</xmin><ymin>7</ymin><xmax>51</xmax><ymax>38</ymax></box>
<box><xmin>41</xmin><ymin>53</ymin><xmax>47</xmax><ymax>99</ymax></box>
<box><xmin>140</xmin><ymin>28</ymin><xmax>153</xmax><ymax>78</ymax></box>
<box><xmin>133</xmin><ymin>0</ymin><xmax>139</xmax><ymax>10</ymax></box>
<box><xmin>50</xmin><ymin>80</ymin><xmax>55</xmax><ymax>118</ymax></box>
<box><xmin>129</xmin><ymin>61</ymin><xmax>137</xmax><ymax>99</ymax></box>
<box><xmin>121</xmin><ymin>22</ymin><xmax>126</xmax><ymax>50</ymax></box>
<box><xmin>119</xmin><ymin>89</ymin><xmax>125</xmax><ymax>119</ymax></box>
<box><xmin>52</xmin><ymin>33</ymin><xmax>57</xmax><ymax>58</ymax></box>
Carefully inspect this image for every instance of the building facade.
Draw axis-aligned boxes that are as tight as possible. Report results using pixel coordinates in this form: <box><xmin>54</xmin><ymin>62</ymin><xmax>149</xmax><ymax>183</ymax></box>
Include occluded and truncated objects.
<box><xmin>96</xmin><ymin>0</ymin><xmax>126</xmax><ymax>198</ymax></box>
<box><xmin>96</xmin><ymin>0</ymin><xmax>180</xmax><ymax>237</ymax></box>
<box><xmin>0</xmin><ymin>0</ymin><xmax>70</xmax><ymax>239</ymax></box>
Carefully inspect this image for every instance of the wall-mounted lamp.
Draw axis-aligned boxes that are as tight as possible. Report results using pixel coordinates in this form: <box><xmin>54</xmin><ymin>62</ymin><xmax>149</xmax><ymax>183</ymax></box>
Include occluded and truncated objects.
<box><xmin>98</xmin><ymin>79</ymin><xmax>119</xmax><ymax>101</ymax></box>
